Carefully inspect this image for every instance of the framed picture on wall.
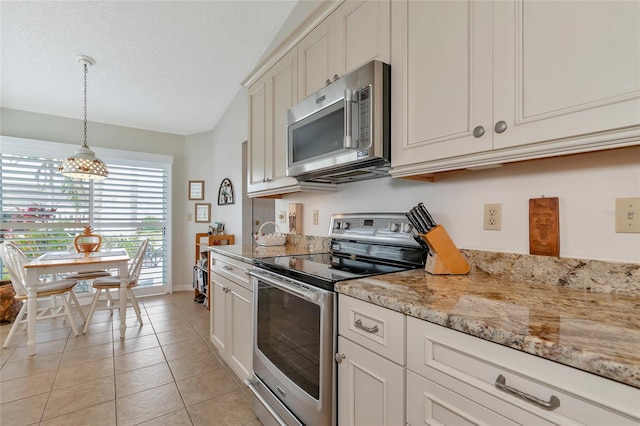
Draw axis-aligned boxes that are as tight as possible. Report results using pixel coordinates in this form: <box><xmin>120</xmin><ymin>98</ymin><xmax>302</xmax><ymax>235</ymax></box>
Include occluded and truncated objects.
<box><xmin>217</xmin><ymin>178</ymin><xmax>234</xmax><ymax>205</ymax></box>
<box><xmin>195</xmin><ymin>203</ymin><xmax>211</xmax><ymax>223</ymax></box>
<box><xmin>189</xmin><ymin>180</ymin><xmax>204</xmax><ymax>200</ymax></box>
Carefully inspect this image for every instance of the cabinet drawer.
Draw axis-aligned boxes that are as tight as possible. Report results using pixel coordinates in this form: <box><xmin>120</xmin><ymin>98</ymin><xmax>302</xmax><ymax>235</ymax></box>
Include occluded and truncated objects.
<box><xmin>338</xmin><ymin>295</ymin><xmax>405</xmax><ymax>365</ymax></box>
<box><xmin>407</xmin><ymin>369</ymin><xmax>556</xmax><ymax>426</ymax></box>
<box><xmin>211</xmin><ymin>252</ymin><xmax>250</xmax><ymax>290</ymax></box>
<box><xmin>407</xmin><ymin>317</ymin><xmax>640</xmax><ymax>425</ymax></box>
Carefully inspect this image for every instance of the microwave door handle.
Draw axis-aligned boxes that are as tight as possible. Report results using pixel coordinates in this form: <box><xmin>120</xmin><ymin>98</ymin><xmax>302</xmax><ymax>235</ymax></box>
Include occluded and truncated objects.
<box><xmin>344</xmin><ymin>89</ymin><xmax>354</xmax><ymax>149</ymax></box>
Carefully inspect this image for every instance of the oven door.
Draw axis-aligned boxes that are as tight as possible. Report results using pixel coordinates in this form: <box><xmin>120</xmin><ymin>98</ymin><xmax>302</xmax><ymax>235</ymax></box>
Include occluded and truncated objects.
<box><xmin>248</xmin><ymin>268</ymin><xmax>336</xmax><ymax>426</ymax></box>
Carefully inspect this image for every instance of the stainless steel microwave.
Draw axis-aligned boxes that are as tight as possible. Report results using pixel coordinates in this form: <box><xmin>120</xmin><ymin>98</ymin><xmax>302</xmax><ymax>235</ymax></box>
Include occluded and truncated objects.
<box><xmin>286</xmin><ymin>60</ymin><xmax>390</xmax><ymax>184</ymax></box>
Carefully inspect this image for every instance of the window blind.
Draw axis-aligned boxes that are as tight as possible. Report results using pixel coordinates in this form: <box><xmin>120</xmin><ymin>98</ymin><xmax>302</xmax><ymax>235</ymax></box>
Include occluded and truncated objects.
<box><xmin>1</xmin><ymin>152</ymin><xmax>169</xmax><ymax>291</ymax></box>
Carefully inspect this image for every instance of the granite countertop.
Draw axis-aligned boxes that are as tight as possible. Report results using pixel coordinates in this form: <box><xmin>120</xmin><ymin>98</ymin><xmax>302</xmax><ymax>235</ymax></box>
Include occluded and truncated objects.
<box><xmin>204</xmin><ymin>241</ymin><xmax>640</xmax><ymax>389</ymax></box>
<box><xmin>335</xmin><ymin>268</ymin><xmax>640</xmax><ymax>389</ymax></box>
<box><xmin>204</xmin><ymin>242</ymin><xmax>328</xmax><ymax>264</ymax></box>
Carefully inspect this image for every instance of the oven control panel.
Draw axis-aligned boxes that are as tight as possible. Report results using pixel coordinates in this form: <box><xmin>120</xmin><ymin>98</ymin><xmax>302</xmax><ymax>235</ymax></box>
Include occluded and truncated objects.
<box><xmin>329</xmin><ymin>212</ymin><xmax>420</xmax><ymax>246</ymax></box>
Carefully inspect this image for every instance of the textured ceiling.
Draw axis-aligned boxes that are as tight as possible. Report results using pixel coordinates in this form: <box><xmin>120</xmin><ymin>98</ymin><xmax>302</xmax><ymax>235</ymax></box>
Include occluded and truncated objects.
<box><xmin>0</xmin><ymin>1</ymin><xmax>298</xmax><ymax>136</ymax></box>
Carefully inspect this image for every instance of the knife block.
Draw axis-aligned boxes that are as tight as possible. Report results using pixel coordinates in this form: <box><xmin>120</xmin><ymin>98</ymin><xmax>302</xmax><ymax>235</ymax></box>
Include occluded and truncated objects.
<box><xmin>419</xmin><ymin>225</ymin><xmax>470</xmax><ymax>275</ymax></box>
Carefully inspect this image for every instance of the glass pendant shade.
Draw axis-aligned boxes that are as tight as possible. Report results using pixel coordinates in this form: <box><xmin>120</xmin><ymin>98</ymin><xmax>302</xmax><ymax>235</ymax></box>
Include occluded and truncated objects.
<box><xmin>59</xmin><ymin>55</ymin><xmax>108</xmax><ymax>180</ymax></box>
<box><xmin>60</xmin><ymin>145</ymin><xmax>108</xmax><ymax>180</ymax></box>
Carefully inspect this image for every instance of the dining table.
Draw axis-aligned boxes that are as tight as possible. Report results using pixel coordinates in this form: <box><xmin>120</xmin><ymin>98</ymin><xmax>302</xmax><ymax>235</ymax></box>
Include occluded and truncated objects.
<box><xmin>23</xmin><ymin>248</ymin><xmax>130</xmax><ymax>356</ymax></box>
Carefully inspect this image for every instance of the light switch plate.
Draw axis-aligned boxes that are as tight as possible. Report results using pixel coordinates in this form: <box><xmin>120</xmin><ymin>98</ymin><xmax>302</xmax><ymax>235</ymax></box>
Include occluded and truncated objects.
<box><xmin>615</xmin><ymin>198</ymin><xmax>640</xmax><ymax>233</ymax></box>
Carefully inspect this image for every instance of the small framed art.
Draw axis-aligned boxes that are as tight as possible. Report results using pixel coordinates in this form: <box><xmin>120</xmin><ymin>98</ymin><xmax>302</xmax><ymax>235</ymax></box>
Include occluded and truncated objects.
<box><xmin>195</xmin><ymin>203</ymin><xmax>211</xmax><ymax>223</ymax></box>
<box><xmin>217</xmin><ymin>178</ymin><xmax>234</xmax><ymax>205</ymax></box>
<box><xmin>189</xmin><ymin>180</ymin><xmax>204</xmax><ymax>200</ymax></box>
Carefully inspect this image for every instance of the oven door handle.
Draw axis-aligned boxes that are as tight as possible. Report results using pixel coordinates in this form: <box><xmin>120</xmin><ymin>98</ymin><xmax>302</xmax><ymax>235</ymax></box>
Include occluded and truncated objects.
<box><xmin>248</xmin><ymin>269</ymin><xmax>325</xmax><ymax>303</ymax></box>
<box><xmin>245</xmin><ymin>378</ymin><xmax>289</xmax><ymax>426</ymax></box>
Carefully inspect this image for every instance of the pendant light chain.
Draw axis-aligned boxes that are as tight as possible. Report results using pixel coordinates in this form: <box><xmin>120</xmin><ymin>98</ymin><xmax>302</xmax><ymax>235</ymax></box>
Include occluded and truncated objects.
<box><xmin>59</xmin><ymin>55</ymin><xmax>108</xmax><ymax>180</ymax></box>
<box><xmin>83</xmin><ymin>62</ymin><xmax>88</xmax><ymax>148</ymax></box>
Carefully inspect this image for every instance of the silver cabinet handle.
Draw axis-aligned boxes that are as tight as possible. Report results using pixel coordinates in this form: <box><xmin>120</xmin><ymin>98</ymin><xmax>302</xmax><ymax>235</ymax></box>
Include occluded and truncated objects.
<box><xmin>326</xmin><ymin>78</ymin><xmax>332</xmax><ymax>86</ymax></box>
<box><xmin>333</xmin><ymin>73</ymin><xmax>340</xmax><ymax>82</ymax></box>
<box><xmin>494</xmin><ymin>120</ymin><xmax>508</xmax><ymax>133</ymax></box>
<box><xmin>335</xmin><ymin>353</ymin><xmax>345</xmax><ymax>364</ymax></box>
<box><xmin>354</xmin><ymin>318</ymin><xmax>379</xmax><ymax>334</ymax></box>
<box><xmin>473</xmin><ymin>125</ymin><xmax>485</xmax><ymax>138</ymax></box>
<box><xmin>495</xmin><ymin>375</ymin><xmax>560</xmax><ymax>411</ymax></box>
<box><xmin>222</xmin><ymin>265</ymin><xmax>233</xmax><ymax>271</ymax></box>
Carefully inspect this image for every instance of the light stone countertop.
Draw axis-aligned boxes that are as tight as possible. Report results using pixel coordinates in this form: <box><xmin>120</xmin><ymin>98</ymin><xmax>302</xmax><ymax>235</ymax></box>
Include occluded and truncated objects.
<box><xmin>203</xmin><ymin>241</ymin><xmax>328</xmax><ymax>264</ymax></box>
<box><xmin>204</xmin><ymin>242</ymin><xmax>640</xmax><ymax>389</ymax></box>
<box><xmin>335</xmin><ymin>268</ymin><xmax>640</xmax><ymax>389</ymax></box>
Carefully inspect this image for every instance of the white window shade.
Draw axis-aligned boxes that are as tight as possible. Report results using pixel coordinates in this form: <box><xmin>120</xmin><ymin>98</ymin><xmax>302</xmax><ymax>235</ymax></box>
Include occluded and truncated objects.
<box><xmin>1</xmin><ymin>137</ymin><xmax>171</xmax><ymax>293</ymax></box>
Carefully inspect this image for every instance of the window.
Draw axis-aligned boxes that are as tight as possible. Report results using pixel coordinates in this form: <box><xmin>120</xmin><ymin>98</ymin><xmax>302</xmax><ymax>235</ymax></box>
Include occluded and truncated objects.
<box><xmin>0</xmin><ymin>137</ymin><xmax>172</xmax><ymax>295</ymax></box>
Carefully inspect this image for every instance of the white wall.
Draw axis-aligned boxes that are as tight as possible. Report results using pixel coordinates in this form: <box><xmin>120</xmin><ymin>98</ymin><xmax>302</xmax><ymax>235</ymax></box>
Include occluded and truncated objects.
<box><xmin>275</xmin><ymin>146</ymin><xmax>640</xmax><ymax>264</ymax></box>
<box><xmin>182</xmin><ymin>88</ymin><xmax>248</xmax><ymax>288</ymax></box>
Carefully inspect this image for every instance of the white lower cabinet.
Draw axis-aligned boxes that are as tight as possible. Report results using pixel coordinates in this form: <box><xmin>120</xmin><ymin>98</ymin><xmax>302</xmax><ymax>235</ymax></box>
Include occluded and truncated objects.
<box><xmin>337</xmin><ymin>295</ymin><xmax>405</xmax><ymax>426</ymax></box>
<box><xmin>209</xmin><ymin>252</ymin><xmax>253</xmax><ymax>381</ymax></box>
<box><xmin>337</xmin><ymin>295</ymin><xmax>640</xmax><ymax>426</ymax></box>
<box><xmin>406</xmin><ymin>317</ymin><xmax>640</xmax><ymax>426</ymax></box>
<box><xmin>337</xmin><ymin>336</ymin><xmax>404</xmax><ymax>426</ymax></box>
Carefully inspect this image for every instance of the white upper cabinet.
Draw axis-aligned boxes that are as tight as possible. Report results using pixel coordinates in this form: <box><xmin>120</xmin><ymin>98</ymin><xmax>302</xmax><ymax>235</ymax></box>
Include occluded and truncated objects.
<box><xmin>493</xmin><ymin>0</ymin><xmax>640</xmax><ymax>150</ymax></box>
<box><xmin>334</xmin><ymin>0</ymin><xmax>391</xmax><ymax>75</ymax></box>
<box><xmin>247</xmin><ymin>77</ymin><xmax>269</xmax><ymax>193</ymax></box>
<box><xmin>298</xmin><ymin>17</ymin><xmax>335</xmax><ymax>100</ymax></box>
<box><xmin>298</xmin><ymin>0</ymin><xmax>391</xmax><ymax>101</ymax></box>
<box><xmin>391</xmin><ymin>0</ymin><xmax>494</xmax><ymax>165</ymax></box>
<box><xmin>247</xmin><ymin>49</ymin><xmax>300</xmax><ymax>195</ymax></box>
<box><xmin>391</xmin><ymin>0</ymin><xmax>640</xmax><ymax>177</ymax></box>
<box><xmin>246</xmin><ymin>0</ymin><xmax>389</xmax><ymax>197</ymax></box>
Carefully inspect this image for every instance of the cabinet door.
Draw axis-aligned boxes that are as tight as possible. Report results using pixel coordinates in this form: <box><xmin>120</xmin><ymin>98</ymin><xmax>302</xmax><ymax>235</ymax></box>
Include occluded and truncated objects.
<box><xmin>298</xmin><ymin>18</ymin><xmax>335</xmax><ymax>100</ymax></box>
<box><xmin>247</xmin><ymin>78</ymin><xmax>270</xmax><ymax>193</ymax></box>
<box><xmin>266</xmin><ymin>49</ymin><xmax>299</xmax><ymax>190</ymax></box>
<box><xmin>210</xmin><ymin>274</ymin><xmax>228</xmax><ymax>352</ymax></box>
<box><xmin>227</xmin><ymin>281</ymin><xmax>253</xmax><ymax>381</ymax></box>
<box><xmin>334</xmin><ymin>0</ymin><xmax>391</xmax><ymax>75</ymax></box>
<box><xmin>337</xmin><ymin>336</ymin><xmax>404</xmax><ymax>426</ymax></box>
<box><xmin>391</xmin><ymin>0</ymin><xmax>493</xmax><ymax>168</ymax></box>
<box><xmin>493</xmin><ymin>0</ymin><xmax>640</xmax><ymax>150</ymax></box>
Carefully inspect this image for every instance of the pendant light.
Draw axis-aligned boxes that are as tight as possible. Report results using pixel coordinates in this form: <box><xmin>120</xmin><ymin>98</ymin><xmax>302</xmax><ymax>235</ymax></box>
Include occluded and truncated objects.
<box><xmin>59</xmin><ymin>55</ymin><xmax>108</xmax><ymax>180</ymax></box>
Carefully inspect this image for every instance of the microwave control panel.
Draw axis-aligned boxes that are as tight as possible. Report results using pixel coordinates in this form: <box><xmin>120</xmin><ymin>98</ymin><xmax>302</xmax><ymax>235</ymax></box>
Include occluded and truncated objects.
<box><xmin>358</xmin><ymin>86</ymin><xmax>371</xmax><ymax>149</ymax></box>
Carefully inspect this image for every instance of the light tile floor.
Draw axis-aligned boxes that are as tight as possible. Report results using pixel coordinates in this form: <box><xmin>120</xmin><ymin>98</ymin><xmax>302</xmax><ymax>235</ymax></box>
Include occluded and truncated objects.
<box><xmin>0</xmin><ymin>291</ymin><xmax>261</xmax><ymax>426</ymax></box>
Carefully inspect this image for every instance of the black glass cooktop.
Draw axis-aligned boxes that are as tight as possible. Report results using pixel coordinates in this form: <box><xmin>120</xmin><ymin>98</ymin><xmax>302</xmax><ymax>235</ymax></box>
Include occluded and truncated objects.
<box><xmin>253</xmin><ymin>253</ymin><xmax>418</xmax><ymax>292</ymax></box>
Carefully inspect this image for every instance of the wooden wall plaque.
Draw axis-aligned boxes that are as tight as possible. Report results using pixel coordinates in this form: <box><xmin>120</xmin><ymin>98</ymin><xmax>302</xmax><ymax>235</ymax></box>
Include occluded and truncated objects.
<box><xmin>529</xmin><ymin>197</ymin><xmax>559</xmax><ymax>257</ymax></box>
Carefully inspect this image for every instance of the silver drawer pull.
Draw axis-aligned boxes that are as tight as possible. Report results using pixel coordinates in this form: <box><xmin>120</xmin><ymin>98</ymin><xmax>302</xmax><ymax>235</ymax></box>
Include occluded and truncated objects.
<box><xmin>495</xmin><ymin>375</ymin><xmax>560</xmax><ymax>411</ymax></box>
<box><xmin>222</xmin><ymin>265</ymin><xmax>233</xmax><ymax>271</ymax></box>
<box><xmin>354</xmin><ymin>319</ymin><xmax>379</xmax><ymax>334</ymax></box>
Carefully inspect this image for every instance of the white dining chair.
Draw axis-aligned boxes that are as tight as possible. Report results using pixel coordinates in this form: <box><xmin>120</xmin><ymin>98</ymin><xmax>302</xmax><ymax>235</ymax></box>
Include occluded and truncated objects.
<box><xmin>82</xmin><ymin>238</ymin><xmax>149</xmax><ymax>333</ymax></box>
<box><xmin>0</xmin><ymin>242</ymin><xmax>85</xmax><ymax>348</ymax></box>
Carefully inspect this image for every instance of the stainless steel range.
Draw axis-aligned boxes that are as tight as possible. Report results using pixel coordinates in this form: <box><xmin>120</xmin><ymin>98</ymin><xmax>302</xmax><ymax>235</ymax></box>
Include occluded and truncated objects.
<box><xmin>246</xmin><ymin>213</ymin><xmax>427</xmax><ymax>426</ymax></box>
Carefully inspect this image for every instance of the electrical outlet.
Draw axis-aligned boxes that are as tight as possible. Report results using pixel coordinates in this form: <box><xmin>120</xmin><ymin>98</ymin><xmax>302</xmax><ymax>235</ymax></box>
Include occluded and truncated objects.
<box><xmin>615</xmin><ymin>198</ymin><xmax>640</xmax><ymax>233</ymax></box>
<box><xmin>313</xmin><ymin>210</ymin><xmax>319</xmax><ymax>225</ymax></box>
<box><xmin>187</xmin><ymin>213</ymin><xmax>193</xmax><ymax>221</ymax></box>
<box><xmin>483</xmin><ymin>203</ymin><xmax>502</xmax><ymax>231</ymax></box>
